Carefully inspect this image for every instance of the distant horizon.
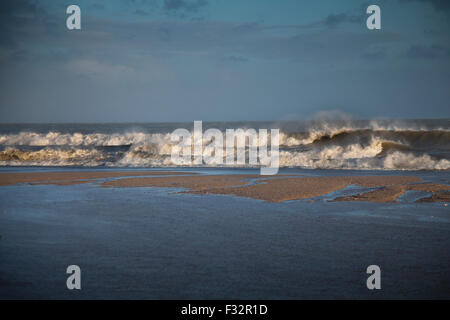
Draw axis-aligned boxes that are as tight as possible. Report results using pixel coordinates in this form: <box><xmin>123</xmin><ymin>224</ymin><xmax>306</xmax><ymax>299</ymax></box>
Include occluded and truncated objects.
<box><xmin>1</xmin><ymin>117</ymin><xmax>449</xmax><ymax>125</ymax></box>
<box><xmin>1</xmin><ymin>1</ymin><xmax>450</xmax><ymax>304</ymax></box>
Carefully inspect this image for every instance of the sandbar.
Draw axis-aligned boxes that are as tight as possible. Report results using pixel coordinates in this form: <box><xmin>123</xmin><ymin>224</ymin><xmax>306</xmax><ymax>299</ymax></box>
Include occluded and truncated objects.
<box><xmin>1</xmin><ymin>171</ymin><xmax>449</xmax><ymax>203</ymax></box>
<box><xmin>0</xmin><ymin>171</ymin><xmax>194</xmax><ymax>186</ymax></box>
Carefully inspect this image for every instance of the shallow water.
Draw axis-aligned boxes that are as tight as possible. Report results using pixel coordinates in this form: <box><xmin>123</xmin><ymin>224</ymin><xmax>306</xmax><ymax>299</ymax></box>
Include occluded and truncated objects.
<box><xmin>0</xmin><ymin>168</ymin><xmax>449</xmax><ymax>299</ymax></box>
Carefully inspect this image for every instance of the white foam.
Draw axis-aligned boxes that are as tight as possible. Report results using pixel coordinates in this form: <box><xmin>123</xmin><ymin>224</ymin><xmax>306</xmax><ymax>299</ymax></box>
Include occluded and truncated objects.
<box><xmin>0</xmin><ymin>127</ymin><xmax>449</xmax><ymax>170</ymax></box>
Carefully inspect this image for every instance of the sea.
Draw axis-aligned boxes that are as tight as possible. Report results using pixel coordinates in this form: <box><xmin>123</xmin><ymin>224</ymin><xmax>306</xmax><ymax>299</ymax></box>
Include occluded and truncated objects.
<box><xmin>0</xmin><ymin>119</ymin><xmax>449</xmax><ymax>170</ymax></box>
<box><xmin>0</xmin><ymin>119</ymin><xmax>449</xmax><ymax>299</ymax></box>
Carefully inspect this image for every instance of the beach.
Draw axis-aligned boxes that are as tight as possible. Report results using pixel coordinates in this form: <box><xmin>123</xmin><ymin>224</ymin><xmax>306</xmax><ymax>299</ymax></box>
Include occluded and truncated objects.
<box><xmin>1</xmin><ymin>170</ymin><xmax>448</xmax><ymax>203</ymax></box>
<box><xmin>2</xmin><ymin>0</ymin><xmax>450</xmax><ymax>306</ymax></box>
<box><xmin>1</xmin><ymin>119</ymin><xmax>449</xmax><ymax>299</ymax></box>
<box><xmin>1</xmin><ymin>167</ymin><xmax>449</xmax><ymax>299</ymax></box>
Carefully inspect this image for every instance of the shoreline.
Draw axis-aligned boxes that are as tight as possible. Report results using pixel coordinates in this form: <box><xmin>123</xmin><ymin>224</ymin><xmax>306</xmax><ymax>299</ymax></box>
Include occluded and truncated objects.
<box><xmin>0</xmin><ymin>171</ymin><xmax>194</xmax><ymax>186</ymax></box>
<box><xmin>1</xmin><ymin>170</ymin><xmax>448</xmax><ymax>203</ymax></box>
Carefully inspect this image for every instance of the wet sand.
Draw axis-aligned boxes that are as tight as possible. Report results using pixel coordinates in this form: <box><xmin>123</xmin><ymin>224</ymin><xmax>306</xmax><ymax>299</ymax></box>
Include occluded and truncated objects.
<box><xmin>101</xmin><ymin>174</ymin><xmax>261</xmax><ymax>189</ymax></box>
<box><xmin>1</xmin><ymin>171</ymin><xmax>449</xmax><ymax>203</ymax></box>
<box><xmin>182</xmin><ymin>176</ymin><xmax>427</xmax><ymax>203</ymax></box>
<box><xmin>100</xmin><ymin>173</ymin><xmax>446</xmax><ymax>203</ymax></box>
<box><xmin>0</xmin><ymin>171</ymin><xmax>193</xmax><ymax>186</ymax></box>
<box><xmin>1</xmin><ymin>169</ymin><xmax>449</xmax><ymax>299</ymax></box>
<box><xmin>417</xmin><ymin>190</ymin><xmax>450</xmax><ymax>203</ymax></box>
<box><xmin>334</xmin><ymin>183</ymin><xmax>450</xmax><ymax>203</ymax></box>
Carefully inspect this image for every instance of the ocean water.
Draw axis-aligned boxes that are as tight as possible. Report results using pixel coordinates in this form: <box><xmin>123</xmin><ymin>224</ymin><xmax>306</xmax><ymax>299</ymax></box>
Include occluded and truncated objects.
<box><xmin>0</xmin><ymin>167</ymin><xmax>449</xmax><ymax>299</ymax></box>
<box><xmin>0</xmin><ymin>119</ymin><xmax>449</xmax><ymax>170</ymax></box>
<box><xmin>0</xmin><ymin>120</ymin><xmax>449</xmax><ymax>299</ymax></box>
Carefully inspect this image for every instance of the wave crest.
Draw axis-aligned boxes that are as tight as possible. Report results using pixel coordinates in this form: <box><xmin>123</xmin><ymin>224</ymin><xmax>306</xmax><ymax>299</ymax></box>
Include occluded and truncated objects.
<box><xmin>0</xmin><ymin>124</ymin><xmax>448</xmax><ymax>170</ymax></box>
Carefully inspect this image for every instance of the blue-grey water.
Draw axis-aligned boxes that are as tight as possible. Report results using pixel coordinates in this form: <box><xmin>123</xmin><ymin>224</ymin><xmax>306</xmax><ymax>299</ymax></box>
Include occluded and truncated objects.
<box><xmin>0</xmin><ymin>167</ymin><xmax>449</xmax><ymax>299</ymax></box>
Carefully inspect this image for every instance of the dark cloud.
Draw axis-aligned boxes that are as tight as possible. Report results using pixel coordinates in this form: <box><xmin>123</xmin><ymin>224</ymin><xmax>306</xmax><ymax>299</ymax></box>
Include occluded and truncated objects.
<box><xmin>122</xmin><ymin>0</ymin><xmax>158</xmax><ymax>13</ymax></box>
<box><xmin>402</xmin><ymin>0</ymin><xmax>450</xmax><ymax>12</ymax></box>
<box><xmin>0</xmin><ymin>0</ymin><xmax>46</xmax><ymax>49</ymax></box>
<box><xmin>8</xmin><ymin>49</ymin><xmax>30</xmax><ymax>62</ymax></box>
<box><xmin>134</xmin><ymin>9</ymin><xmax>150</xmax><ymax>15</ymax></box>
<box><xmin>163</xmin><ymin>0</ymin><xmax>208</xmax><ymax>12</ymax></box>
<box><xmin>406</xmin><ymin>44</ymin><xmax>450</xmax><ymax>59</ymax></box>
<box><xmin>51</xmin><ymin>18</ymin><xmax>402</xmax><ymax>65</ymax></box>
<box><xmin>124</xmin><ymin>0</ymin><xmax>155</xmax><ymax>5</ymax></box>
<box><xmin>0</xmin><ymin>0</ymin><xmax>40</xmax><ymax>29</ymax></box>
<box><xmin>91</xmin><ymin>4</ymin><xmax>105</xmax><ymax>10</ymax></box>
<box><xmin>324</xmin><ymin>13</ymin><xmax>362</xmax><ymax>28</ymax></box>
<box><xmin>1</xmin><ymin>1</ymin><xmax>450</xmax><ymax>122</ymax></box>
<box><xmin>0</xmin><ymin>0</ymin><xmax>38</xmax><ymax>16</ymax></box>
<box><xmin>0</xmin><ymin>0</ymin><xmax>403</xmax><ymax>67</ymax></box>
<box><xmin>221</xmin><ymin>55</ymin><xmax>249</xmax><ymax>63</ymax></box>
<box><xmin>361</xmin><ymin>50</ymin><xmax>387</xmax><ymax>61</ymax></box>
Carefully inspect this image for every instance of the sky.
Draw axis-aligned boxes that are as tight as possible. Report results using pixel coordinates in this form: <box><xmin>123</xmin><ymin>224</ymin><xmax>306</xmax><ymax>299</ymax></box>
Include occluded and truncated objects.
<box><xmin>0</xmin><ymin>0</ymin><xmax>449</xmax><ymax>123</ymax></box>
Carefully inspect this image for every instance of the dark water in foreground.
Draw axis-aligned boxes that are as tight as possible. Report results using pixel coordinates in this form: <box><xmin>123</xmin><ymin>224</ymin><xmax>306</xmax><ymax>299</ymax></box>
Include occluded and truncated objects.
<box><xmin>0</xmin><ymin>168</ymin><xmax>449</xmax><ymax>299</ymax></box>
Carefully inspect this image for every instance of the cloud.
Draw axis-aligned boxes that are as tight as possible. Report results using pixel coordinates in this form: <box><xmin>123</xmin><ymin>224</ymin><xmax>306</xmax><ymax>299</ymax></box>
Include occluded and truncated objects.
<box><xmin>406</xmin><ymin>44</ymin><xmax>450</xmax><ymax>59</ymax></box>
<box><xmin>401</xmin><ymin>0</ymin><xmax>450</xmax><ymax>12</ymax></box>
<box><xmin>221</xmin><ymin>55</ymin><xmax>249</xmax><ymax>63</ymax></box>
<box><xmin>362</xmin><ymin>50</ymin><xmax>387</xmax><ymax>61</ymax></box>
<box><xmin>0</xmin><ymin>0</ymin><xmax>38</xmax><ymax>16</ymax></box>
<box><xmin>0</xmin><ymin>0</ymin><xmax>404</xmax><ymax>69</ymax></box>
<box><xmin>91</xmin><ymin>4</ymin><xmax>105</xmax><ymax>10</ymax></box>
<box><xmin>163</xmin><ymin>0</ymin><xmax>208</xmax><ymax>12</ymax></box>
<box><xmin>134</xmin><ymin>9</ymin><xmax>150</xmax><ymax>15</ymax></box>
<box><xmin>0</xmin><ymin>0</ymin><xmax>44</xmax><ymax>48</ymax></box>
<box><xmin>67</xmin><ymin>59</ymin><xmax>135</xmax><ymax>78</ymax></box>
<box><xmin>324</xmin><ymin>13</ymin><xmax>362</xmax><ymax>28</ymax></box>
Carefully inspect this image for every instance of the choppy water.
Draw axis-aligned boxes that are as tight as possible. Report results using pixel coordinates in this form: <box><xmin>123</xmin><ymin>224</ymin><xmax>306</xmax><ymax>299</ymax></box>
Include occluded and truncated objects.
<box><xmin>0</xmin><ymin>119</ymin><xmax>449</xmax><ymax>170</ymax></box>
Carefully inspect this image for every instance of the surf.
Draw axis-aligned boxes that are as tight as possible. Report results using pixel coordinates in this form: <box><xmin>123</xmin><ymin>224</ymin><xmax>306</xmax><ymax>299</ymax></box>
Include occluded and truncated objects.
<box><xmin>0</xmin><ymin>120</ymin><xmax>448</xmax><ymax>170</ymax></box>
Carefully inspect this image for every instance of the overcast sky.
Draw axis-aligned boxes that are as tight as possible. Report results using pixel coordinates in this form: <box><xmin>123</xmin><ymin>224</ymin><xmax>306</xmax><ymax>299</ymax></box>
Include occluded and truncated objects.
<box><xmin>0</xmin><ymin>0</ymin><xmax>449</xmax><ymax>123</ymax></box>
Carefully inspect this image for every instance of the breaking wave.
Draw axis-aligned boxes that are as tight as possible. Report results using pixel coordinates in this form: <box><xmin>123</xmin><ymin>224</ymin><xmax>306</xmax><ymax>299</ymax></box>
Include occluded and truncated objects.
<box><xmin>0</xmin><ymin>122</ymin><xmax>449</xmax><ymax>170</ymax></box>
